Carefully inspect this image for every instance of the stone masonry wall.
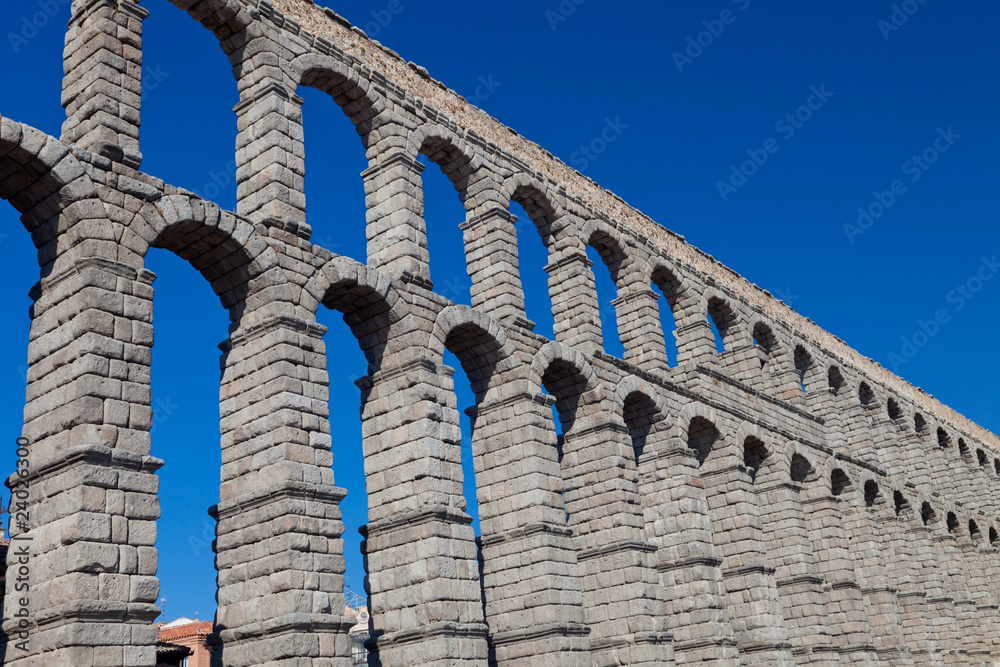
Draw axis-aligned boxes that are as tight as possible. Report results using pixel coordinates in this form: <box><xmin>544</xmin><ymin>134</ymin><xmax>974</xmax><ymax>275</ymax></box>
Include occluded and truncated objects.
<box><xmin>0</xmin><ymin>1</ymin><xmax>997</xmax><ymax>665</ymax></box>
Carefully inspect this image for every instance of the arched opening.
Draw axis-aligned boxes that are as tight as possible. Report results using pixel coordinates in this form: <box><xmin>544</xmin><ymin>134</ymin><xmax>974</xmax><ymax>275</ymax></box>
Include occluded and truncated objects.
<box><xmin>957</xmin><ymin>438</ymin><xmax>971</xmax><ymax>462</ymax></box>
<box><xmin>831</xmin><ymin>468</ymin><xmax>851</xmax><ymax>496</ymax></box>
<box><xmin>419</xmin><ymin>148</ymin><xmax>475</xmax><ymax>306</ymax></box>
<box><xmin>863</xmin><ymin>480</ymin><xmax>880</xmax><ymax>507</ymax></box>
<box><xmin>994</xmin><ymin>458</ymin><xmax>1000</xmax><ymax>477</ymax></box>
<box><xmin>977</xmin><ymin>448</ymin><xmax>988</xmax><ymax>468</ymax></box>
<box><xmin>937</xmin><ymin>428</ymin><xmax>950</xmax><ymax>449</ymax></box>
<box><xmin>585</xmin><ymin>233</ymin><xmax>627</xmax><ymax>358</ymax></box>
<box><xmin>752</xmin><ymin>322</ymin><xmax>778</xmax><ymax>372</ymax></box>
<box><xmin>946</xmin><ymin>512</ymin><xmax>959</xmax><ymax>534</ymax></box>
<box><xmin>990</xmin><ymin>526</ymin><xmax>998</xmax><ymax>545</ymax></box>
<box><xmin>894</xmin><ymin>490</ymin><xmax>909</xmax><ymax>516</ymax></box>
<box><xmin>512</xmin><ymin>199</ymin><xmax>555</xmax><ymax>339</ymax></box>
<box><xmin>298</xmin><ymin>84</ymin><xmax>370</xmax><ymax>263</ymax></box>
<box><xmin>146</xmin><ymin>249</ymin><xmax>229</xmax><ymax>625</ymax></box>
<box><xmin>743</xmin><ymin>436</ymin><xmax>769</xmax><ymax>484</ymax></box>
<box><xmin>887</xmin><ymin>398</ymin><xmax>901</xmax><ymax>421</ymax></box>
<box><xmin>141</xmin><ymin>2</ymin><xmax>239</xmax><ymax>208</ymax></box>
<box><xmin>790</xmin><ymin>453</ymin><xmax>812</xmax><ymax>484</ymax></box>
<box><xmin>914</xmin><ymin>413</ymin><xmax>926</xmax><ymax>435</ymax></box>
<box><xmin>858</xmin><ymin>382</ymin><xmax>875</xmax><ymax>407</ymax></box>
<box><xmin>652</xmin><ymin>266</ymin><xmax>684</xmax><ymax>367</ymax></box>
<box><xmin>969</xmin><ymin>519</ymin><xmax>981</xmax><ymax>542</ymax></box>
<box><xmin>707</xmin><ymin>297</ymin><xmax>737</xmax><ymax>354</ymax></box>
<box><xmin>688</xmin><ymin>416</ymin><xmax>721</xmax><ymax>468</ymax></box>
<box><xmin>827</xmin><ymin>366</ymin><xmax>845</xmax><ymax>395</ymax></box>
<box><xmin>793</xmin><ymin>346</ymin><xmax>812</xmax><ymax>394</ymax></box>
<box><xmin>622</xmin><ymin>391</ymin><xmax>659</xmax><ymax>463</ymax></box>
<box><xmin>921</xmin><ymin>502</ymin><xmax>936</xmax><ymax>526</ymax></box>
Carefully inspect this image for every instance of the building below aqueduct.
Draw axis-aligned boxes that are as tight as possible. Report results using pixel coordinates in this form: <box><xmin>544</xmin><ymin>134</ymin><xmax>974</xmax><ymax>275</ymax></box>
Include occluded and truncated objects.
<box><xmin>1</xmin><ymin>0</ymin><xmax>999</xmax><ymax>665</ymax></box>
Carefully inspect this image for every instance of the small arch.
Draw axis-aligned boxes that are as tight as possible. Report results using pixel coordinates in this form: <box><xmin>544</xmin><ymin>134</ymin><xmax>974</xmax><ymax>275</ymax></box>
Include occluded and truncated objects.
<box><xmin>990</xmin><ymin>526</ymin><xmax>998</xmax><ymax>544</ymax></box>
<box><xmin>831</xmin><ymin>468</ymin><xmax>852</xmax><ymax>496</ymax></box>
<box><xmin>921</xmin><ymin>502</ymin><xmax>937</xmax><ymax>526</ymax></box>
<box><xmin>864</xmin><ymin>480</ymin><xmax>880</xmax><ymax>507</ymax></box>
<box><xmin>994</xmin><ymin>458</ymin><xmax>1000</xmax><ymax>477</ymax></box>
<box><xmin>651</xmin><ymin>263</ymin><xmax>686</xmax><ymax>366</ymax></box>
<box><xmin>914</xmin><ymin>413</ymin><xmax>926</xmax><ymax>434</ymax></box>
<box><xmin>957</xmin><ymin>438</ymin><xmax>971</xmax><ymax>461</ymax></box>
<box><xmin>946</xmin><ymin>511</ymin><xmax>959</xmax><ymax>534</ymax></box>
<box><xmin>743</xmin><ymin>436</ymin><xmax>770</xmax><ymax>484</ymax></box>
<box><xmin>827</xmin><ymin>366</ymin><xmax>845</xmax><ymax>394</ymax></box>
<box><xmin>937</xmin><ymin>427</ymin><xmax>950</xmax><ymax>449</ymax></box>
<box><xmin>793</xmin><ymin>345</ymin><xmax>812</xmax><ymax>393</ymax></box>
<box><xmin>707</xmin><ymin>296</ymin><xmax>739</xmax><ymax>353</ymax></box>
<box><xmin>752</xmin><ymin>321</ymin><xmax>778</xmax><ymax>370</ymax></box>
<box><xmin>893</xmin><ymin>490</ymin><xmax>909</xmax><ymax>516</ymax></box>
<box><xmin>622</xmin><ymin>390</ymin><xmax>660</xmax><ymax>462</ymax></box>
<box><xmin>858</xmin><ymin>382</ymin><xmax>875</xmax><ymax>407</ymax></box>
<box><xmin>790</xmin><ymin>453</ymin><xmax>813</xmax><ymax>484</ymax></box>
<box><xmin>969</xmin><ymin>519</ymin><xmax>981</xmax><ymax>542</ymax></box>
<box><xmin>688</xmin><ymin>416</ymin><xmax>722</xmax><ymax>468</ymax></box>
<box><xmin>887</xmin><ymin>398</ymin><xmax>901</xmax><ymax>421</ymax></box>
<box><xmin>977</xmin><ymin>448</ymin><xmax>988</xmax><ymax>468</ymax></box>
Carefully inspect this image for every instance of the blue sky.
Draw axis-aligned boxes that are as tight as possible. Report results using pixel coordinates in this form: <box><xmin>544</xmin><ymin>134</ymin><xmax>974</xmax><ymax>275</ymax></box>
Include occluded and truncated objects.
<box><xmin>0</xmin><ymin>0</ymin><xmax>997</xmax><ymax>622</ymax></box>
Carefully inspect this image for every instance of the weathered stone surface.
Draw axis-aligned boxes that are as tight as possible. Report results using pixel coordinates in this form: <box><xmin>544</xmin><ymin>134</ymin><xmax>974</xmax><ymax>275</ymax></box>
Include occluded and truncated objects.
<box><xmin>0</xmin><ymin>2</ymin><xmax>997</xmax><ymax>666</ymax></box>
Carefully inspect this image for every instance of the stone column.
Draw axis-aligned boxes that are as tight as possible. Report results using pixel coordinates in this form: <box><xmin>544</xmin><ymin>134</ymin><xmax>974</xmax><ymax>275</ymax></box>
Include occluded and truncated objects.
<box><xmin>357</xmin><ymin>360</ymin><xmax>489</xmax><ymax>667</ymax></box>
<box><xmin>470</xmin><ymin>390</ymin><xmax>591</xmax><ymax>666</ymax></box>
<box><xmin>875</xmin><ymin>508</ymin><xmax>944</xmax><ymax>664</ymax></box>
<box><xmin>905</xmin><ymin>522</ymin><xmax>963</xmax><ymax>665</ymax></box>
<box><xmin>460</xmin><ymin>207</ymin><xmax>531</xmax><ymax>327</ymax></box>
<box><xmin>639</xmin><ymin>436</ymin><xmax>739</xmax><ymax>664</ymax></box>
<box><xmin>799</xmin><ymin>487</ymin><xmax>878</xmax><ymax>666</ymax></box>
<box><xmin>839</xmin><ymin>488</ymin><xmax>913</xmax><ymax>666</ymax></box>
<box><xmin>2</xmin><ymin>253</ymin><xmax>161</xmax><ymax>667</ymax></box>
<box><xmin>213</xmin><ymin>315</ymin><xmax>355</xmax><ymax>667</ymax></box>
<box><xmin>62</xmin><ymin>0</ymin><xmax>148</xmax><ymax>168</ymax></box>
<box><xmin>545</xmin><ymin>247</ymin><xmax>603</xmax><ymax>351</ymax></box>
<box><xmin>611</xmin><ymin>288</ymin><xmax>669</xmax><ymax>373</ymax></box>
<box><xmin>234</xmin><ymin>83</ymin><xmax>308</xmax><ymax>234</ymax></box>
<box><xmin>934</xmin><ymin>530</ymin><xmax>990</xmax><ymax>662</ymax></box>
<box><xmin>697</xmin><ymin>445</ymin><xmax>794</xmax><ymax>664</ymax></box>
<box><xmin>363</xmin><ymin>150</ymin><xmax>433</xmax><ymax>286</ymax></box>
<box><xmin>755</xmin><ymin>472</ymin><xmax>840</xmax><ymax>665</ymax></box>
<box><xmin>560</xmin><ymin>421</ymin><xmax>673</xmax><ymax>666</ymax></box>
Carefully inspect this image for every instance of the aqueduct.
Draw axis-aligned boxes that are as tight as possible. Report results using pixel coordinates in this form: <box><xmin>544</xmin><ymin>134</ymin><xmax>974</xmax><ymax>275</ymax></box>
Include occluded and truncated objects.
<box><xmin>1</xmin><ymin>0</ymin><xmax>999</xmax><ymax>665</ymax></box>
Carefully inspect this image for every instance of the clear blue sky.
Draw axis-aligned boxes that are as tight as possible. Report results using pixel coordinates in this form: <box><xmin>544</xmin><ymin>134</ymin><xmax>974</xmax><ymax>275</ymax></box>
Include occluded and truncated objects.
<box><xmin>0</xmin><ymin>0</ymin><xmax>997</xmax><ymax>622</ymax></box>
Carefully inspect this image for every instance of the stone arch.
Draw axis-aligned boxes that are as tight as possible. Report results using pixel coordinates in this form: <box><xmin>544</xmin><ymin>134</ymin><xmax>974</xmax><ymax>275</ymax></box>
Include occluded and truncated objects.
<box><xmin>704</xmin><ymin>289</ymin><xmax>744</xmax><ymax>352</ymax></box>
<box><xmin>788</xmin><ymin>446</ymin><xmax>818</xmax><ymax>484</ymax></box>
<box><xmin>792</xmin><ymin>341</ymin><xmax>821</xmax><ymax>392</ymax></box>
<box><xmin>579</xmin><ymin>217</ymin><xmax>639</xmax><ymax>290</ymax></box>
<box><xmin>429</xmin><ymin>304</ymin><xmax>521</xmax><ymax>398</ymax></box>
<box><xmin>166</xmin><ymin>0</ymin><xmax>256</xmax><ymax>39</ymax></box>
<box><xmin>528</xmin><ymin>341</ymin><xmax>599</xmax><ymax>400</ymax></box>
<box><xmin>615</xmin><ymin>375</ymin><xmax>668</xmax><ymax>460</ymax></box>
<box><xmin>293</xmin><ymin>52</ymin><xmax>387</xmax><ymax>132</ymax></box>
<box><xmin>409</xmin><ymin>124</ymin><xmax>487</xmax><ymax>206</ymax></box>
<box><xmin>0</xmin><ymin>119</ymin><xmax>100</xmax><ymax>249</ymax></box>
<box><xmin>302</xmin><ymin>254</ymin><xmax>409</xmax><ymax>372</ymax></box>
<box><xmin>134</xmin><ymin>194</ymin><xmax>286</xmax><ymax>321</ymax></box>
<box><xmin>497</xmin><ymin>172</ymin><xmax>571</xmax><ymax>246</ymax></box>
<box><xmin>826</xmin><ymin>363</ymin><xmax>847</xmax><ymax>396</ymax></box>
<box><xmin>674</xmin><ymin>401</ymin><xmax>724</xmax><ymax>443</ymax></box>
